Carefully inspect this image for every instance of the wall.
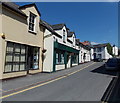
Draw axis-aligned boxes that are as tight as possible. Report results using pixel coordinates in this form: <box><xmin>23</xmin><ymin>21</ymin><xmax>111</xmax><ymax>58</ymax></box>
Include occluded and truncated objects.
<box><xmin>43</xmin><ymin>30</ymin><xmax>54</xmax><ymax>72</ymax></box>
<box><xmin>0</xmin><ymin>4</ymin><xmax>2</xmax><ymax>79</ymax></box>
<box><xmin>113</xmin><ymin>46</ymin><xmax>118</xmax><ymax>56</ymax></box>
<box><xmin>90</xmin><ymin>48</ymin><xmax>94</xmax><ymax>60</ymax></box>
<box><xmin>56</xmin><ymin>65</ymin><xmax>65</xmax><ymax>71</ymax></box>
<box><xmin>104</xmin><ymin>47</ymin><xmax>112</xmax><ymax>59</ymax></box>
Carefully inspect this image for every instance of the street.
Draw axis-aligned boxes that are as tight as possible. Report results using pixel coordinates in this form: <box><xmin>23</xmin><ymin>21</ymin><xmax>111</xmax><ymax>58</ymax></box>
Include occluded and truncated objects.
<box><xmin>2</xmin><ymin>62</ymin><xmax>117</xmax><ymax>101</ymax></box>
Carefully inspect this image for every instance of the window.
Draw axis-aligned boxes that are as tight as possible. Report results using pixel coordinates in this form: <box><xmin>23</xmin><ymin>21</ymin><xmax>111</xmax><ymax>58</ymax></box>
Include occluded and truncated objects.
<box><xmin>94</xmin><ymin>48</ymin><xmax>96</xmax><ymax>52</ymax></box>
<box><xmin>63</xmin><ymin>30</ymin><xmax>66</xmax><ymax>42</ymax></box>
<box><xmin>5</xmin><ymin>42</ymin><xmax>26</xmax><ymax>73</ymax></box>
<box><xmin>56</xmin><ymin>51</ymin><xmax>64</xmax><ymax>65</ymax></box>
<box><xmin>72</xmin><ymin>54</ymin><xmax>78</xmax><ymax>64</ymax></box>
<box><xmin>29</xmin><ymin>12</ymin><xmax>36</xmax><ymax>32</ymax></box>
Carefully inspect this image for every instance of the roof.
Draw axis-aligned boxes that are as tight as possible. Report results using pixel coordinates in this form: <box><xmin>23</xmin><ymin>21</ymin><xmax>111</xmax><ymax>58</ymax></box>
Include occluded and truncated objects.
<box><xmin>67</xmin><ymin>32</ymin><xmax>74</xmax><ymax>37</ymax></box>
<box><xmin>19</xmin><ymin>3</ymin><xmax>41</xmax><ymax>16</ymax></box>
<box><xmin>40</xmin><ymin>20</ymin><xmax>62</xmax><ymax>38</ymax></box>
<box><xmin>51</xmin><ymin>24</ymin><xmax>65</xmax><ymax>30</ymax></box>
<box><xmin>67</xmin><ymin>32</ymin><xmax>76</xmax><ymax>38</ymax></box>
<box><xmin>40</xmin><ymin>20</ymin><xmax>54</xmax><ymax>33</ymax></box>
<box><xmin>76</xmin><ymin>39</ymin><xmax>80</xmax><ymax>45</ymax></box>
<box><xmin>93</xmin><ymin>43</ymin><xmax>108</xmax><ymax>48</ymax></box>
<box><xmin>79</xmin><ymin>42</ymin><xmax>90</xmax><ymax>49</ymax></box>
<box><xmin>81</xmin><ymin>41</ymin><xmax>91</xmax><ymax>46</ymax></box>
<box><xmin>2</xmin><ymin>2</ymin><xmax>27</xmax><ymax>17</ymax></box>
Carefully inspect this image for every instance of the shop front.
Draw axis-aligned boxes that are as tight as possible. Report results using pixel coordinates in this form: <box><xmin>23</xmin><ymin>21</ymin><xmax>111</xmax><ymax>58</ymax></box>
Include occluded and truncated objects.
<box><xmin>53</xmin><ymin>41</ymin><xmax>79</xmax><ymax>72</ymax></box>
<box><xmin>4</xmin><ymin>41</ymin><xmax>40</xmax><ymax>74</ymax></box>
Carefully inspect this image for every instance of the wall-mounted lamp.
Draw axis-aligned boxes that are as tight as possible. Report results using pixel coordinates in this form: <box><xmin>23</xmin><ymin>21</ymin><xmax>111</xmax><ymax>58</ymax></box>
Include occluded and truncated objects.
<box><xmin>1</xmin><ymin>33</ymin><xmax>5</xmax><ymax>39</ymax></box>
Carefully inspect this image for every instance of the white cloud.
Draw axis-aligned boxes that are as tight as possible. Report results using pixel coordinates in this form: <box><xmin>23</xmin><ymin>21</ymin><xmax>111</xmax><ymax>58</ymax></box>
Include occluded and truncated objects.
<box><xmin>91</xmin><ymin>42</ymin><xmax>100</xmax><ymax>45</ymax></box>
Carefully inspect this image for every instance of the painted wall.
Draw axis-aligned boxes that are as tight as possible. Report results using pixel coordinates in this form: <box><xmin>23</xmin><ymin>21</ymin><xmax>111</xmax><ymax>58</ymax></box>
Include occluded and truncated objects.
<box><xmin>43</xmin><ymin>30</ymin><xmax>54</xmax><ymax>72</ymax></box>
<box><xmin>79</xmin><ymin>46</ymin><xmax>91</xmax><ymax>63</ymax></box>
<box><xmin>56</xmin><ymin>65</ymin><xmax>65</xmax><ymax>71</ymax></box>
<box><xmin>113</xmin><ymin>46</ymin><xmax>118</xmax><ymax>56</ymax></box>
<box><xmin>90</xmin><ymin>48</ymin><xmax>94</xmax><ymax>60</ymax></box>
<box><xmin>0</xmin><ymin>4</ymin><xmax>2</xmax><ymax>79</ymax></box>
<box><xmin>104</xmin><ymin>47</ymin><xmax>112</xmax><ymax>59</ymax></box>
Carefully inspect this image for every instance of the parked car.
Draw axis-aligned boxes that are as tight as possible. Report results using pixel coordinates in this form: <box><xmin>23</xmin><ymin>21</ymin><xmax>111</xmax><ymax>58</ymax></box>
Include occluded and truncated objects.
<box><xmin>105</xmin><ymin>58</ymin><xmax>119</xmax><ymax>71</ymax></box>
<box><xmin>117</xmin><ymin>58</ymin><xmax>120</xmax><ymax>70</ymax></box>
<box><xmin>93</xmin><ymin>58</ymin><xmax>103</xmax><ymax>62</ymax></box>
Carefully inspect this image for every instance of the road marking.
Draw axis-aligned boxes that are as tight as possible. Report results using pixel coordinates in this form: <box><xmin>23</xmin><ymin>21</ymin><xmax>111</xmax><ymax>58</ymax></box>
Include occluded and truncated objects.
<box><xmin>1</xmin><ymin>62</ymin><xmax>96</xmax><ymax>99</ymax></box>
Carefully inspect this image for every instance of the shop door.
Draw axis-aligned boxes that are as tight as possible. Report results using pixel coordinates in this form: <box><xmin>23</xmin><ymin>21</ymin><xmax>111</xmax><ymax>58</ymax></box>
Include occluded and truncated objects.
<box><xmin>27</xmin><ymin>46</ymin><xmax>34</xmax><ymax>74</ymax></box>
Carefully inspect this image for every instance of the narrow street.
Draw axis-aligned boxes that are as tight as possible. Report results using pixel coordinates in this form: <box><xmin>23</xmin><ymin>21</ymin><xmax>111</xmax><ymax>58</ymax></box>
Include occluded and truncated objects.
<box><xmin>2</xmin><ymin>62</ymin><xmax>117</xmax><ymax>101</ymax></box>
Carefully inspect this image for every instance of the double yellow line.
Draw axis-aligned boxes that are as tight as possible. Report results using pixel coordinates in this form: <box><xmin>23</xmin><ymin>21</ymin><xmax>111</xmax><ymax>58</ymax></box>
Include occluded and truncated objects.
<box><xmin>1</xmin><ymin>62</ymin><xmax>95</xmax><ymax>99</ymax></box>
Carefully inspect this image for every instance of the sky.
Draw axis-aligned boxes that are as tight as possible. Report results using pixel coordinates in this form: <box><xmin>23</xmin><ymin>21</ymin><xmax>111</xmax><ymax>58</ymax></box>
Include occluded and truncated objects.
<box><xmin>16</xmin><ymin>2</ymin><xmax>118</xmax><ymax>46</ymax></box>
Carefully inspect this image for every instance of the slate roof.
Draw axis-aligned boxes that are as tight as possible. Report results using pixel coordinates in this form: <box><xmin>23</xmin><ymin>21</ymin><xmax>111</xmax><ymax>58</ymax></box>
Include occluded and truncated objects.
<box><xmin>40</xmin><ymin>20</ymin><xmax>62</xmax><ymax>38</ymax></box>
<box><xmin>76</xmin><ymin>39</ymin><xmax>80</xmax><ymax>45</ymax></box>
<box><xmin>40</xmin><ymin>20</ymin><xmax>54</xmax><ymax>33</ymax></box>
<box><xmin>19</xmin><ymin>3</ymin><xmax>41</xmax><ymax>16</ymax></box>
<box><xmin>2</xmin><ymin>2</ymin><xmax>27</xmax><ymax>17</ymax></box>
<box><xmin>51</xmin><ymin>24</ymin><xmax>65</xmax><ymax>30</ymax></box>
<box><xmin>93</xmin><ymin>43</ymin><xmax>108</xmax><ymax>48</ymax></box>
<box><xmin>67</xmin><ymin>32</ymin><xmax>76</xmax><ymax>38</ymax></box>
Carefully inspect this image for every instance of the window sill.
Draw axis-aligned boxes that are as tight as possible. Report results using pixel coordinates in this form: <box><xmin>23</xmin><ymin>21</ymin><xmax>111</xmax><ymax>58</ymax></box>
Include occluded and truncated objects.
<box><xmin>28</xmin><ymin>30</ymin><xmax>37</xmax><ymax>35</ymax></box>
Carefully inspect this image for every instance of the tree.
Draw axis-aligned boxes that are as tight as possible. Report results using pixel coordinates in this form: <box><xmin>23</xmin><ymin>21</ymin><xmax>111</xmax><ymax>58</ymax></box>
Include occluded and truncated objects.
<box><xmin>106</xmin><ymin>43</ymin><xmax>113</xmax><ymax>56</ymax></box>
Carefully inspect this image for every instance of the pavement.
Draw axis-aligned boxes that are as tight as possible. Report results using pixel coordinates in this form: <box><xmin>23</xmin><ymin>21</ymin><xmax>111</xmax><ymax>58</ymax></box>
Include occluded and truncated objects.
<box><xmin>1</xmin><ymin>61</ymin><xmax>118</xmax><ymax>101</ymax></box>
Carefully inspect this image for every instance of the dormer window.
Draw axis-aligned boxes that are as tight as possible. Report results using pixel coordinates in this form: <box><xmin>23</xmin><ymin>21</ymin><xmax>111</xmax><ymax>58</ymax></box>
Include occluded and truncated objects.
<box><xmin>63</xmin><ymin>30</ymin><xmax>66</xmax><ymax>43</ymax></box>
<box><xmin>29</xmin><ymin>12</ymin><xmax>36</xmax><ymax>32</ymax></box>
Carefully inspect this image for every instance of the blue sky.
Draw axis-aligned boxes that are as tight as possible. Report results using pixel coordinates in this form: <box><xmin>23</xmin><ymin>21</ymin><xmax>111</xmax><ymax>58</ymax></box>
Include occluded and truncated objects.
<box><xmin>16</xmin><ymin>2</ymin><xmax>118</xmax><ymax>46</ymax></box>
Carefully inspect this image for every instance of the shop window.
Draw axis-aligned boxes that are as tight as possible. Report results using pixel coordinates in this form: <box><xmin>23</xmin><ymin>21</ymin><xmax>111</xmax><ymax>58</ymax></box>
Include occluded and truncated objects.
<box><xmin>56</xmin><ymin>52</ymin><xmax>64</xmax><ymax>65</ymax></box>
<box><xmin>4</xmin><ymin>42</ymin><xmax>26</xmax><ymax>73</ymax></box>
<box><xmin>72</xmin><ymin>54</ymin><xmax>78</xmax><ymax>64</ymax></box>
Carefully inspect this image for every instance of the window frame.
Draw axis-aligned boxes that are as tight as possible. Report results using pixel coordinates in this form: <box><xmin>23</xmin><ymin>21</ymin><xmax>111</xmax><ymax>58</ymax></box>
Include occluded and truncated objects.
<box><xmin>28</xmin><ymin>12</ymin><xmax>37</xmax><ymax>34</ymax></box>
<box><xmin>4</xmin><ymin>42</ymin><xmax>27</xmax><ymax>73</ymax></box>
<box><xmin>56</xmin><ymin>51</ymin><xmax>64</xmax><ymax>65</ymax></box>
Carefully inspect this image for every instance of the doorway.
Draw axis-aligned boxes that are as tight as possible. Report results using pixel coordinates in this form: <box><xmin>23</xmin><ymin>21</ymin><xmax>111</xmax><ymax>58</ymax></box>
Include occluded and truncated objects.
<box><xmin>26</xmin><ymin>46</ymin><xmax>40</xmax><ymax>74</ymax></box>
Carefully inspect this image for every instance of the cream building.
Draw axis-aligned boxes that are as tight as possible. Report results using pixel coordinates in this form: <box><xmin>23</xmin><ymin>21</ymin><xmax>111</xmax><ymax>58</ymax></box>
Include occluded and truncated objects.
<box><xmin>0</xmin><ymin>2</ymin><xmax>44</xmax><ymax>79</ymax></box>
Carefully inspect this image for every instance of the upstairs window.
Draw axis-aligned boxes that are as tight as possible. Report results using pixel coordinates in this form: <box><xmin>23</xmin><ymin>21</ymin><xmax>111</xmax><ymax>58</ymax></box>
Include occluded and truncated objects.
<box><xmin>29</xmin><ymin>12</ymin><xmax>36</xmax><ymax>32</ymax></box>
<box><xmin>63</xmin><ymin>30</ymin><xmax>66</xmax><ymax>43</ymax></box>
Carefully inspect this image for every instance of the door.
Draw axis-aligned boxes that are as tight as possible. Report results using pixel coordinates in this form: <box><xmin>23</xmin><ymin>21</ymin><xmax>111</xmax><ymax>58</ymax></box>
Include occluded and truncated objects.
<box><xmin>26</xmin><ymin>46</ymin><xmax>34</xmax><ymax>74</ymax></box>
<box><xmin>94</xmin><ymin>53</ymin><xmax>96</xmax><ymax>59</ymax></box>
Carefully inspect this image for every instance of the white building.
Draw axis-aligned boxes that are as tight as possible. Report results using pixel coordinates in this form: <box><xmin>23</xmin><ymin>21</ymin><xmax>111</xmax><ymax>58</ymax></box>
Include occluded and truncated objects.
<box><xmin>112</xmin><ymin>45</ymin><xmax>118</xmax><ymax>56</ymax></box>
<box><xmin>79</xmin><ymin>42</ymin><xmax>91</xmax><ymax>63</ymax></box>
<box><xmin>93</xmin><ymin>43</ymin><xmax>112</xmax><ymax>60</ymax></box>
<box><xmin>41</xmin><ymin>21</ymin><xmax>80</xmax><ymax>72</ymax></box>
